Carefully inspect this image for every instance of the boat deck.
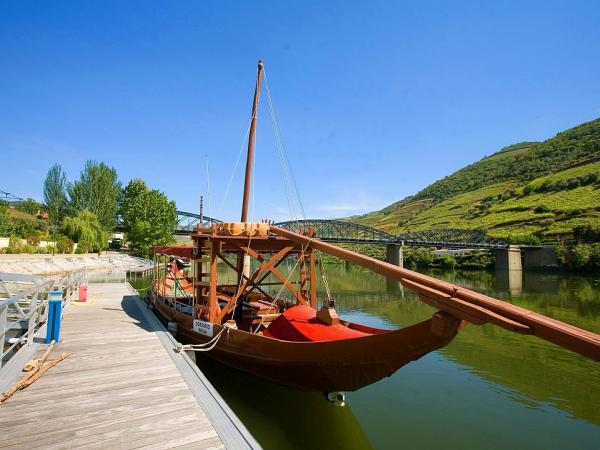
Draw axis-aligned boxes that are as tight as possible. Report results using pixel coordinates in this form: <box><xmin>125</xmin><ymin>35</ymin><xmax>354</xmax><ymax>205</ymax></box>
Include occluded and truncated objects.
<box><xmin>0</xmin><ymin>283</ymin><xmax>255</xmax><ymax>449</ymax></box>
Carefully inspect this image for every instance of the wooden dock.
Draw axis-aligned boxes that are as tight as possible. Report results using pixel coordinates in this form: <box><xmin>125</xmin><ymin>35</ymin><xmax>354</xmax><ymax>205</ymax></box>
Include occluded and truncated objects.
<box><xmin>0</xmin><ymin>283</ymin><xmax>259</xmax><ymax>449</ymax></box>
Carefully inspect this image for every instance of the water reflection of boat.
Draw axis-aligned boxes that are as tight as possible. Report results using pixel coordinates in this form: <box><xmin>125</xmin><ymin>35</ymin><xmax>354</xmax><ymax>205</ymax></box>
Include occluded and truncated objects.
<box><xmin>195</xmin><ymin>353</ymin><xmax>373</xmax><ymax>450</ymax></box>
<box><xmin>149</xmin><ymin>60</ymin><xmax>600</xmax><ymax>395</ymax></box>
<box><xmin>332</xmin><ymin>265</ymin><xmax>600</xmax><ymax>427</ymax></box>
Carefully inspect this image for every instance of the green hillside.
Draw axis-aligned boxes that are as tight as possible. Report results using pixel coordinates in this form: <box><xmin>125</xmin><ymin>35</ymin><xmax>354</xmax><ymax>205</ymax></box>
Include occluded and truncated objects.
<box><xmin>351</xmin><ymin>118</ymin><xmax>600</xmax><ymax>240</ymax></box>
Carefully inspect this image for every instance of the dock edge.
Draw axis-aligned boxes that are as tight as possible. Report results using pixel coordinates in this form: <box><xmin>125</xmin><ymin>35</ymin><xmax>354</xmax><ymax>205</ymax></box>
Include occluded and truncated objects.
<box><xmin>126</xmin><ymin>283</ymin><xmax>262</xmax><ymax>450</ymax></box>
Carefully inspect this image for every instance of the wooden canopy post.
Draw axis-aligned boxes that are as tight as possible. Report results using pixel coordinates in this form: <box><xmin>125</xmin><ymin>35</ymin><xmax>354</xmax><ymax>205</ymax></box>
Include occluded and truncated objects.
<box><xmin>309</xmin><ymin>250</ymin><xmax>317</xmax><ymax>309</ymax></box>
<box><xmin>236</xmin><ymin>250</ymin><xmax>245</xmax><ymax>285</ymax></box>
<box><xmin>299</xmin><ymin>251</ymin><xmax>307</xmax><ymax>304</ymax></box>
<box><xmin>193</xmin><ymin>248</ymin><xmax>203</xmax><ymax>317</ymax></box>
<box><xmin>209</xmin><ymin>240</ymin><xmax>219</xmax><ymax>323</ymax></box>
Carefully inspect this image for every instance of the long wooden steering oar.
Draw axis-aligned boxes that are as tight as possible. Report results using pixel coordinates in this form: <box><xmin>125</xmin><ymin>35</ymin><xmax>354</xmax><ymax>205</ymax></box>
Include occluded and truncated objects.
<box><xmin>271</xmin><ymin>226</ymin><xmax>600</xmax><ymax>363</ymax></box>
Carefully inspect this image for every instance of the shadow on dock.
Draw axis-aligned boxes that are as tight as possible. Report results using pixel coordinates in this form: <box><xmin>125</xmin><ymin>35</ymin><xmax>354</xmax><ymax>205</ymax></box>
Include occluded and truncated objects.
<box><xmin>120</xmin><ymin>295</ymin><xmax>161</xmax><ymax>333</ymax></box>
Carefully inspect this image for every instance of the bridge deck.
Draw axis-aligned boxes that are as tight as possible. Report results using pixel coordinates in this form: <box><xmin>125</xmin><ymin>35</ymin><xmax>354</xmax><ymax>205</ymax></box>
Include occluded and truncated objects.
<box><xmin>0</xmin><ymin>283</ymin><xmax>225</xmax><ymax>449</ymax></box>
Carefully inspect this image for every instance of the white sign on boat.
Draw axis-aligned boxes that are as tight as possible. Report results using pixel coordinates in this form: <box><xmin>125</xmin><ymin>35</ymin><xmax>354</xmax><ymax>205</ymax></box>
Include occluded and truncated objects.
<box><xmin>193</xmin><ymin>319</ymin><xmax>214</xmax><ymax>337</ymax></box>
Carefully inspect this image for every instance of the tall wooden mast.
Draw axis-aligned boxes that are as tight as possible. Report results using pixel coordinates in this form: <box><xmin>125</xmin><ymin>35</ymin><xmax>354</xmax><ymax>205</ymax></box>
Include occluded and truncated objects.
<box><xmin>240</xmin><ymin>60</ymin><xmax>264</xmax><ymax>222</ymax></box>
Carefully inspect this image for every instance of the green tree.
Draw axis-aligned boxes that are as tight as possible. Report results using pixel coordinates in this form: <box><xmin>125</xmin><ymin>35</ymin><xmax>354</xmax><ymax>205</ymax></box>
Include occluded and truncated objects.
<box><xmin>43</xmin><ymin>164</ymin><xmax>68</xmax><ymax>223</ymax></box>
<box><xmin>10</xmin><ymin>217</ymin><xmax>47</xmax><ymax>239</ymax></box>
<box><xmin>0</xmin><ymin>200</ymin><xmax>12</xmax><ymax>236</ymax></box>
<box><xmin>62</xmin><ymin>210</ymin><xmax>109</xmax><ymax>253</ymax></box>
<box><xmin>439</xmin><ymin>254</ymin><xmax>457</xmax><ymax>269</ymax></box>
<box><xmin>414</xmin><ymin>247</ymin><xmax>434</xmax><ymax>267</ymax></box>
<box><xmin>589</xmin><ymin>244</ymin><xmax>600</xmax><ymax>271</ymax></box>
<box><xmin>15</xmin><ymin>198</ymin><xmax>43</xmax><ymax>216</ymax></box>
<box><xmin>0</xmin><ymin>213</ymin><xmax>13</xmax><ymax>237</ymax></box>
<box><xmin>67</xmin><ymin>160</ymin><xmax>122</xmax><ymax>230</ymax></box>
<box><xmin>121</xmin><ymin>179</ymin><xmax>176</xmax><ymax>257</ymax></box>
<box><xmin>570</xmin><ymin>244</ymin><xmax>592</xmax><ymax>270</ymax></box>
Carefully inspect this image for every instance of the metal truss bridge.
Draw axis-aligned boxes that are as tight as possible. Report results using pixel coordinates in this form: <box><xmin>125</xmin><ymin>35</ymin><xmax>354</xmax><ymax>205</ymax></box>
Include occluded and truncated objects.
<box><xmin>275</xmin><ymin>219</ymin><xmax>507</xmax><ymax>249</ymax></box>
<box><xmin>0</xmin><ymin>189</ymin><xmax>24</xmax><ymax>205</ymax></box>
<box><xmin>175</xmin><ymin>211</ymin><xmax>222</xmax><ymax>235</ymax></box>
<box><xmin>176</xmin><ymin>213</ymin><xmax>507</xmax><ymax>249</ymax></box>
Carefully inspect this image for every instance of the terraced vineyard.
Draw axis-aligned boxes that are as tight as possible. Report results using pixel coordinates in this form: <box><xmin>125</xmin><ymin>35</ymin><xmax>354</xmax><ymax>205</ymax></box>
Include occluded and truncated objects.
<box><xmin>351</xmin><ymin>118</ymin><xmax>600</xmax><ymax>240</ymax></box>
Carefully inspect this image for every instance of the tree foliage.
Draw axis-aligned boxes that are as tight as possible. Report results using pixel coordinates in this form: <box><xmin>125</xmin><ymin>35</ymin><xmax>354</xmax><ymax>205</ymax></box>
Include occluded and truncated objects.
<box><xmin>61</xmin><ymin>210</ymin><xmax>109</xmax><ymax>253</ymax></box>
<box><xmin>43</xmin><ymin>164</ymin><xmax>68</xmax><ymax>223</ymax></box>
<box><xmin>573</xmin><ymin>226</ymin><xmax>600</xmax><ymax>243</ymax></box>
<box><xmin>121</xmin><ymin>179</ymin><xmax>176</xmax><ymax>257</ymax></box>
<box><xmin>67</xmin><ymin>160</ymin><xmax>122</xmax><ymax>230</ymax></box>
<box><xmin>0</xmin><ymin>205</ymin><xmax>48</xmax><ymax>239</ymax></box>
<box><xmin>15</xmin><ymin>198</ymin><xmax>43</xmax><ymax>216</ymax></box>
<box><xmin>0</xmin><ymin>201</ymin><xmax>11</xmax><ymax>236</ymax></box>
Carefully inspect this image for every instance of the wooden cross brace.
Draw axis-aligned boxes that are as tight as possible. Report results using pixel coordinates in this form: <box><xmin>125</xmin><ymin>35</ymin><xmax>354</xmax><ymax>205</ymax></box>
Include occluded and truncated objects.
<box><xmin>216</xmin><ymin>243</ymin><xmax>308</xmax><ymax>322</ymax></box>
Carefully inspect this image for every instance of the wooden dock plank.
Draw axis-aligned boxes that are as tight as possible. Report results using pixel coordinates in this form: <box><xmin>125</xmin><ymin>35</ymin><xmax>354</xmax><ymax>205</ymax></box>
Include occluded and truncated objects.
<box><xmin>172</xmin><ymin>436</ymin><xmax>225</xmax><ymax>450</ymax></box>
<box><xmin>0</xmin><ymin>385</ymin><xmax>193</xmax><ymax>425</ymax></box>
<box><xmin>0</xmin><ymin>373</ymin><xmax>182</xmax><ymax>404</ymax></box>
<box><xmin>0</xmin><ymin>283</ymin><xmax>225</xmax><ymax>449</ymax></box>
<box><xmin>1</xmin><ymin>403</ymin><xmax>203</xmax><ymax>448</ymax></box>
<box><xmin>59</xmin><ymin>418</ymin><xmax>218</xmax><ymax>450</ymax></box>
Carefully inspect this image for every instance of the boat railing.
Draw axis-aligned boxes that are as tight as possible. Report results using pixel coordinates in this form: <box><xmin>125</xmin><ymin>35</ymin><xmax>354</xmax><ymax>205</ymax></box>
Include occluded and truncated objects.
<box><xmin>0</xmin><ymin>269</ymin><xmax>87</xmax><ymax>372</ymax></box>
<box><xmin>158</xmin><ymin>293</ymin><xmax>193</xmax><ymax>316</ymax></box>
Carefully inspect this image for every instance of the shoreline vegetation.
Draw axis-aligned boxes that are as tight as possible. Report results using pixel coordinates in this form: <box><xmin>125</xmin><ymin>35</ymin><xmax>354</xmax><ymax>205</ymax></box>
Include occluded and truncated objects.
<box><xmin>1</xmin><ymin>161</ymin><xmax>176</xmax><ymax>258</ymax></box>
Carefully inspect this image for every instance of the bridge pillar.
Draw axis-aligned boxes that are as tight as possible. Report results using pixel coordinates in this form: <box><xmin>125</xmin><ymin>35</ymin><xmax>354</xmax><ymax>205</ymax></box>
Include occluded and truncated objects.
<box><xmin>494</xmin><ymin>245</ymin><xmax>522</xmax><ymax>271</ymax></box>
<box><xmin>386</xmin><ymin>243</ymin><xmax>404</xmax><ymax>268</ymax></box>
<box><xmin>494</xmin><ymin>245</ymin><xmax>522</xmax><ymax>296</ymax></box>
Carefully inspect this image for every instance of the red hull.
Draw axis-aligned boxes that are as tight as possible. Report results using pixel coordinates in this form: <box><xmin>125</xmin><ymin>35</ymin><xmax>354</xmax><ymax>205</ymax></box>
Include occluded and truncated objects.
<box><xmin>152</xmin><ymin>297</ymin><xmax>459</xmax><ymax>392</ymax></box>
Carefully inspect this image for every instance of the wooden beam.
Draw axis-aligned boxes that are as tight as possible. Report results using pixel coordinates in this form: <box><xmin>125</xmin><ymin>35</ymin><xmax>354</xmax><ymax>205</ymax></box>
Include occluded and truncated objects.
<box><xmin>216</xmin><ymin>254</ymin><xmax>275</xmax><ymax>302</ymax></box>
<box><xmin>209</xmin><ymin>240</ymin><xmax>219</xmax><ymax>323</ymax></box>
<box><xmin>270</xmin><ymin>226</ymin><xmax>600</xmax><ymax>363</ymax></box>
<box><xmin>299</xmin><ymin>251</ymin><xmax>306</xmax><ymax>299</ymax></box>
<box><xmin>228</xmin><ymin>241</ymin><xmax>307</xmax><ymax>305</ymax></box>
<box><xmin>309</xmin><ymin>250</ymin><xmax>317</xmax><ymax>309</ymax></box>
<box><xmin>401</xmin><ymin>278</ymin><xmax>531</xmax><ymax>332</ymax></box>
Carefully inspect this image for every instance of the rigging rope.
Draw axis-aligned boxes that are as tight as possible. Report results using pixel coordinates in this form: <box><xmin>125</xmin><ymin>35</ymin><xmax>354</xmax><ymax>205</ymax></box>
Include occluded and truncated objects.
<box><xmin>218</xmin><ymin>119</ymin><xmax>253</xmax><ymax>218</ymax></box>
<box><xmin>263</xmin><ymin>68</ymin><xmax>306</xmax><ymax>224</ymax></box>
<box><xmin>263</xmin><ymin>67</ymin><xmax>332</xmax><ymax>311</ymax></box>
<box><xmin>218</xmin><ymin>65</ymin><xmax>334</xmax><ymax>331</ymax></box>
<box><xmin>205</xmin><ymin>157</ymin><xmax>213</xmax><ymax>222</ymax></box>
<box><xmin>318</xmin><ymin>252</ymin><xmax>333</xmax><ymax>303</ymax></box>
<box><xmin>231</xmin><ymin>106</ymin><xmax>259</xmax><ymax>323</ymax></box>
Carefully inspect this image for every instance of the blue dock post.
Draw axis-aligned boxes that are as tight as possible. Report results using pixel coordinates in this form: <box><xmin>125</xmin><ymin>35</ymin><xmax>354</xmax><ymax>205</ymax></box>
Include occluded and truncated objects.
<box><xmin>45</xmin><ymin>290</ymin><xmax>63</xmax><ymax>344</ymax></box>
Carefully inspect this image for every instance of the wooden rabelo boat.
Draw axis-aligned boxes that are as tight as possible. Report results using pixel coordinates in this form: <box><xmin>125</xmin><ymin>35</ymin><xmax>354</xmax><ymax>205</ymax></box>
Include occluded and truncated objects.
<box><xmin>149</xmin><ymin>61</ymin><xmax>600</xmax><ymax>394</ymax></box>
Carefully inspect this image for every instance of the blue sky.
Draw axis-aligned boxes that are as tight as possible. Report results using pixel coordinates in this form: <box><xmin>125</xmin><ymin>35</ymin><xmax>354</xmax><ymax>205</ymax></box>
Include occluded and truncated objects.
<box><xmin>1</xmin><ymin>1</ymin><xmax>599</xmax><ymax>221</ymax></box>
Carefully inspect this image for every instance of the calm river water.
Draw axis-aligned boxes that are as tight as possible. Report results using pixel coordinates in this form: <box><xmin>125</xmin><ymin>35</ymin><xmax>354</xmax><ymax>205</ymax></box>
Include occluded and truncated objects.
<box><xmin>130</xmin><ymin>265</ymin><xmax>600</xmax><ymax>449</ymax></box>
